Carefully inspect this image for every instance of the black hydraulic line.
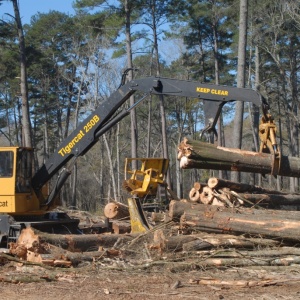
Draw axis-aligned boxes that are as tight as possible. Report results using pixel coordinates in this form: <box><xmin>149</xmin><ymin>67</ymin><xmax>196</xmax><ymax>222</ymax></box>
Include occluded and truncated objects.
<box><xmin>200</xmin><ymin>101</ymin><xmax>227</xmax><ymax>140</ymax></box>
<box><xmin>44</xmin><ymin>168</ymin><xmax>71</xmax><ymax>208</ymax></box>
<box><xmin>118</xmin><ymin>68</ymin><xmax>139</xmax><ymax>89</ymax></box>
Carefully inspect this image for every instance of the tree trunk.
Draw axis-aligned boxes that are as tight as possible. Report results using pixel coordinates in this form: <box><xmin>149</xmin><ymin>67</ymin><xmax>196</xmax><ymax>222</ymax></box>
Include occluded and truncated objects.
<box><xmin>149</xmin><ymin>0</ymin><xmax>171</xmax><ymax>188</ymax></box>
<box><xmin>12</xmin><ymin>0</ymin><xmax>32</xmax><ymax>147</ymax></box>
<box><xmin>175</xmin><ymin>145</ymin><xmax>182</xmax><ymax>198</ymax></box>
<box><xmin>103</xmin><ymin>134</ymin><xmax>117</xmax><ymax>200</ymax></box>
<box><xmin>253</xmin><ymin>45</ymin><xmax>262</xmax><ymax>186</ymax></box>
<box><xmin>146</xmin><ymin>97</ymin><xmax>152</xmax><ymax>157</ymax></box>
<box><xmin>125</xmin><ymin>0</ymin><xmax>138</xmax><ymax>170</ymax></box>
<box><xmin>231</xmin><ymin>0</ymin><xmax>248</xmax><ymax>182</ymax></box>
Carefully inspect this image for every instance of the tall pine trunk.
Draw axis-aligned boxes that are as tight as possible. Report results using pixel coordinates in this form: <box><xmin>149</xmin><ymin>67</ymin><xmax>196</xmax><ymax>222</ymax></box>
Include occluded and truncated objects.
<box><xmin>125</xmin><ymin>0</ymin><xmax>138</xmax><ymax>170</ymax></box>
<box><xmin>150</xmin><ymin>0</ymin><xmax>171</xmax><ymax>188</ymax></box>
<box><xmin>12</xmin><ymin>0</ymin><xmax>32</xmax><ymax>147</ymax></box>
<box><xmin>231</xmin><ymin>0</ymin><xmax>248</xmax><ymax>182</ymax></box>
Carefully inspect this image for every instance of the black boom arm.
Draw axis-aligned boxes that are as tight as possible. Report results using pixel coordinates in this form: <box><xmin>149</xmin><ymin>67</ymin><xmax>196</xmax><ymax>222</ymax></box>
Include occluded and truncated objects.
<box><xmin>31</xmin><ymin>76</ymin><xmax>266</xmax><ymax>208</ymax></box>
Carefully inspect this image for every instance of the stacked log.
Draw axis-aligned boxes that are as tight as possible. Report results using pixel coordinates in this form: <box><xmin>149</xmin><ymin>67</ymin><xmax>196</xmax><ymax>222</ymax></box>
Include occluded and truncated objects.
<box><xmin>187</xmin><ymin>177</ymin><xmax>300</xmax><ymax>208</ymax></box>
<box><xmin>178</xmin><ymin>137</ymin><xmax>300</xmax><ymax>177</ymax></box>
<box><xmin>168</xmin><ymin>200</ymin><xmax>300</xmax><ymax>243</ymax></box>
<box><xmin>188</xmin><ymin>181</ymin><xmax>224</xmax><ymax>206</ymax></box>
<box><xmin>103</xmin><ymin>201</ymin><xmax>131</xmax><ymax>234</ymax></box>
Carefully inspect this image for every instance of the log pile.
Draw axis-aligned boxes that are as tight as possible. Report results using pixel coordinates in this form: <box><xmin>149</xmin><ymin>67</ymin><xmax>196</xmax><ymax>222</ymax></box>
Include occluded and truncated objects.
<box><xmin>9</xmin><ymin>226</ymin><xmax>137</xmax><ymax>266</ymax></box>
<box><xmin>7</xmin><ymin>135</ymin><xmax>300</xmax><ymax>270</ymax></box>
<box><xmin>187</xmin><ymin>177</ymin><xmax>300</xmax><ymax>208</ymax></box>
<box><xmin>7</xmin><ymin>198</ymin><xmax>300</xmax><ymax>269</ymax></box>
<box><xmin>103</xmin><ymin>201</ymin><xmax>131</xmax><ymax>234</ymax></box>
<box><xmin>7</xmin><ymin>196</ymin><xmax>300</xmax><ymax>270</ymax></box>
<box><xmin>168</xmin><ymin>200</ymin><xmax>300</xmax><ymax>242</ymax></box>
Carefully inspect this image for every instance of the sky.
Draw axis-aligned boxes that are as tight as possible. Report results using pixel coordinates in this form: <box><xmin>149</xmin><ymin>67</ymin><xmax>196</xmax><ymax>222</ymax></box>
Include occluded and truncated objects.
<box><xmin>0</xmin><ymin>0</ymin><xmax>180</xmax><ymax>66</ymax></box>
<box><xmin>1</xmin><ymin>0</ymin><xmax>76</xmax><ymax>24</ymax></box>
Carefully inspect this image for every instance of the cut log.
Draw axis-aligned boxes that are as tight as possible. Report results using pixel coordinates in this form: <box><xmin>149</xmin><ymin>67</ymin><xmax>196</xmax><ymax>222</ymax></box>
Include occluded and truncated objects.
<box><xmin>17</xmin><ymin>227</ymin><xmax>137</xmax><ymax>252</ymax></box>
<box><xmin>182</xmin><ymin>239</ymin><xmax>216</xmax><ymax>251</ymax></box>
<box><xmin>178</xmin><ymin>138</ymin><xmax>300</xmax><ymax>177</ymax></box>
<box><xmin>150</xmin><ymin>212</ymin><xmax>169</xmax><ymax>223</ymax></box>
<box><xmin>207</xmin><ymin>177</ymin><xmax>296</xmax><ymax>195</ymax></box>
<box><xmin>189</xmin><ymin>187</ymin><xmax>200</xmax><ymax>202</ymax></box>
<box><xmin>194</xmin><ymin>182</ymin><xmax>202</xmax><ymax>191</ymax></box>
<box><xmin>239</xmin><ymin>193</ymin><xmax>300</xmax><ymax>207</ymax></box>
<box><xmin>189</xmin><ymin>234</ymin><xmax>279</xmax><ymax>249</ymax></box>
<box><xmin>26</xmin><ymin>251</ymin><xmax>73</xmax><ymax>267</ymax></box>
<box><xmin>153</xmin><ymin>233</ymin><xmax>198</xmax><ymax>252</ymax></box>
<box><xmin>189</xmin><ymin>183</ymin><xmax>209</xmax><ymax>203</ymax></box>
<box><xmin>171</xmin><ymin>202</ymin><xmax>300</xmax><ymax>242</ymax></box>
<box><xmin>103</xmin><ymin>201</ymin><xmax>130</xmax><ymax>220</ymax></box>
<box><xmin>170</xmin><ymin>200</ymin><xmax>300</xmax><ymax>222</ymax></box>
<box><xmin>111</xmin><ymin>220</ymin><xmax>131</xmax><ymax>234</ymax></box>
<box><xmin>199</xmin><ymin>186</ymin><xmax>215</xmax><ymax>204</ymax></box>
<box><xmin>21</xmin><ymin>241</ymin><xmax>121</xmax><ymax>266</ymax></box>
<box><xmin>149</xmin><ymin>229</ymin><xmax>279</xmax><ymax>253</ymax></box>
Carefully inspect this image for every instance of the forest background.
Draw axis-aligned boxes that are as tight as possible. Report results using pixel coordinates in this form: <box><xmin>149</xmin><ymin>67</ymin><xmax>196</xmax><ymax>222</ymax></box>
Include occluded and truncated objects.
<box><xmin>0</xmin><ymin>0</ymin><xmax>299</xmax><ymax>213</ymax></box>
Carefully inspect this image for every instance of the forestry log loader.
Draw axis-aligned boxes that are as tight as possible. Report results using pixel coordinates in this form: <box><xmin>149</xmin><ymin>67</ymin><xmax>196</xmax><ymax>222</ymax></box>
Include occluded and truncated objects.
<box><xmin>0</xmin><ymin>73</ymin><xmax>277</xmax><ymax>245</ymax></box>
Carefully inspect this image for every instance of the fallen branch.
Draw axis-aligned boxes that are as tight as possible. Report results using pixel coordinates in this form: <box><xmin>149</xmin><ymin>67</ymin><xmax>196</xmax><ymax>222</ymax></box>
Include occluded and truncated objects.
<box><xmin>189</xmin><ymin>277</ymin><xmax>300</xmax><ymax>287</ymax></box>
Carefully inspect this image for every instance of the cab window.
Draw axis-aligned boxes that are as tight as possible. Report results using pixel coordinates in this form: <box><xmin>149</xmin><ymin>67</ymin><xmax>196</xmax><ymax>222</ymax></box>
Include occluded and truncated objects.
<box><xmin>0</xmin><ymin>151</ymin><xmax>13</xmax><ymax>177</ymax></box>
<box><xmin>16</xmin><ymin>149</ymin><xmax>32</xmax><ymax>193</ymax></box>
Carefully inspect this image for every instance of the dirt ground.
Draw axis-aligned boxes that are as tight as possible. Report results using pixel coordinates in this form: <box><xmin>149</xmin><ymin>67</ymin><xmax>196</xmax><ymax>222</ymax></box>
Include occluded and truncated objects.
<box><xmin>1</xmin><ymin>208</ymin><xmax>300</xmax><ymax>299</ymax></box>
<box><xmin>1</xmin><ymin>257</ymin><xmax>300</xmax><ymax>300</ymax></box>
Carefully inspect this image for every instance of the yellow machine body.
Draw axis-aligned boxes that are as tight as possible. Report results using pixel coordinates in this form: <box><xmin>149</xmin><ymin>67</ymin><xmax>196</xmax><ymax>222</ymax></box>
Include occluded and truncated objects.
<box><xmin>0</xmin><ymin>147</ymin><xmax>41</xmax><ymax>215</ymax></box>
<box><xmin>123</xmin><ymin>157</ymin><xmax>169</xmax><ymax>198</ymax></box>
<box><xmin>123</xmin><ymin>158</ymin><xmax>169</xmax><ymax>233</ymax></box>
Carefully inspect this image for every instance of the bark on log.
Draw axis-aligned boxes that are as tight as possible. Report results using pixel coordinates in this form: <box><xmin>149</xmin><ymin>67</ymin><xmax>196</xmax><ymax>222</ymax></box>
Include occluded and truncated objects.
<box><xmin>17</xmin><ymin>227</ymin><xmax>137</xmax><ymax>252</ymax></box>
<box><xmin>169</xmin><ymin>200</ymin><xmax>300</xmax><ymax>242</ymax></box>
<box><xmin>22</xmin><ymin>241</ymin><xmax>121</xmax><ymax>266</ymax></box>
<box><xmin>178</xmin><ymin>138</ymin><xmax>300</xmax><ymax>177</ymax></box>
<box><xmin>111</xmin><ymin>220</ymin><xmax>131</xmax><ymax>234</ymax></box>
<box><xmin>181</xmin><ymin>237</ymin><xmax>255</xmax><ymax>252</ymax></box>
<box><xmin>153</xmin><ymin>233</ymin><xmax>198</xmax><ymax>252</ymax></box>
<box><xmin>207</xmin><ymin>177</ymin><xmax>291</xmax><ymax>194</ymax></box>
<box><xmin>170</xmin><ymin>200</ymin><xmax>300</xmax><ymax>222</ymax></box>
<box><xmin>149</xmin><ymin>229</ymin><xmax>279</xmax><ymax>253</ymax></box>
<box><xmin>182</xmin><ymin>235</ymin><xmax>279</xmax><ymax>252</ymax></box>
<box><xmin>46</xmin><ymin>243</ymin><xmax>120</xmax><ymax>262</ymax></box>
<box><xmin>150</xmin><ymin>212</ymin><xmax>170</xmax><ymax>223</ymax></box>
<box><xmin>104</xmin><ymin>201</ymin><xmax>130</xmax><ymax>220</ymax></box>
<box><xmin>239</xmin><ymin>193</ymin><xmax>300</xmax><ymax>207</ymax></box>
